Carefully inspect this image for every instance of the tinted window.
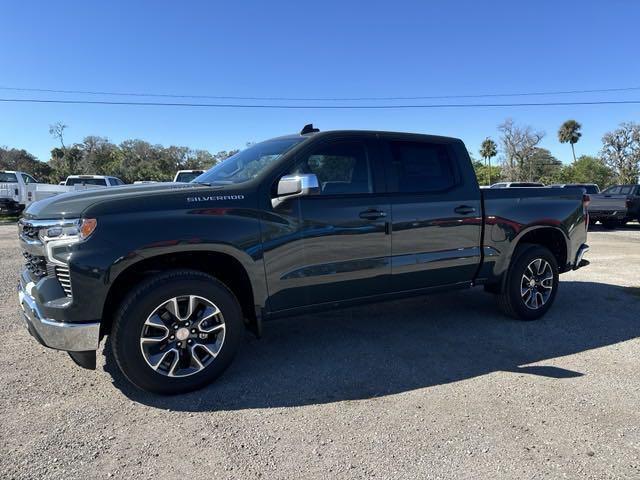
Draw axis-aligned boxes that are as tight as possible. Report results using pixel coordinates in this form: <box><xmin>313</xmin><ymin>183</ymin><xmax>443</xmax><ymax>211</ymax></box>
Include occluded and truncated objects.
<box><xmin>585</xmin><ymin>185</ymin><xmax>599</xmax><ymax>194</ymax></box>
<box><xmin>619</xmin><ymin>186</ymin><xmax>633</xmax><ymax>194</ymax></box>
<box><xmin>66</xmin><ymin>178</ymin><xmax>108</xmax><ymax>186</ymax></box>
<box><xmin>175</xmin><ymin>172</ymin><xmax>202</xmax><ymax>183</ymax></box>
<box><xmin>0</xmin><ymin>172</ymin><xmax>18</xmax><ymax>183</ymax></box>
<box><xmin>289</xmin><ymin>141</ymin><xmax>372</xmax><ymax>195</ymax></box>
<box><xmin>603</xmin><ymin>186</ymin><xmax>620</xmax><ymax>194</ymax></box>
<box><xmin>389</xmin><ymin>141</ymin><xmax>457</xmax><ymax>193</ymax></box>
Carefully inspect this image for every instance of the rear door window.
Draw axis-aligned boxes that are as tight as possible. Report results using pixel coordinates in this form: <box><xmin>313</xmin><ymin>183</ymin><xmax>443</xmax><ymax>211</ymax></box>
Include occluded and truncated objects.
<box><xmin>387</xmin><ymin>141</ymin><xmax>458</xmax><ymax>193</ymax></box>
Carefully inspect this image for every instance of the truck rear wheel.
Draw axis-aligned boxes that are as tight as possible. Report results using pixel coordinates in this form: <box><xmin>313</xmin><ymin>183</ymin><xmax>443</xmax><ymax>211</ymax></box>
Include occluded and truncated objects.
<box><xmin>111</xmin><ymin>270</ymin><xmax>244</xmax><ymax>394</ymax></box>
<box><xmin>497</xmin><ymin>244</ymin><xmax>559</xmax><ymax>321</ymax></box>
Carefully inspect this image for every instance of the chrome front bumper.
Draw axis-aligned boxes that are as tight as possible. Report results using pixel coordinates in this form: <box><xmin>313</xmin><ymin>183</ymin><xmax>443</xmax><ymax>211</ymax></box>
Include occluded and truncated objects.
<box><xmin>18</xmin><ymin>277</ymin><xmax>100</xmax><ymax>352</ymax></box>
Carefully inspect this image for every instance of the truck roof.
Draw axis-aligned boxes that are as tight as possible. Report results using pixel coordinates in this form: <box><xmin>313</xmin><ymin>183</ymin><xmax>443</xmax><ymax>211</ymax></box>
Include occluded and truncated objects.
<box><xmin>272</xmin><ymin>129</ymin><xmax>463</xmax><ymax>144</ymax></box>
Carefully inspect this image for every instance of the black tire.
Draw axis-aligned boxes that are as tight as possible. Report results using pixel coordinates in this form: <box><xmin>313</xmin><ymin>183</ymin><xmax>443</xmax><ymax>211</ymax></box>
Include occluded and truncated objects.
<box><xmin>497</xmin><ymin>244</ymin><xmax>559</xmax><ymax>321</ymax></box>
<box><xmin>111</xmin><ymin>270</ymin><xmax>244</xmax><ymax>394</ymax></box>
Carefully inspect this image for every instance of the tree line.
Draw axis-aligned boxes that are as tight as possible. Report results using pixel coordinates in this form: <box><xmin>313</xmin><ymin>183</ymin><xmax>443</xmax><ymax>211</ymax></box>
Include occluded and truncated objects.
<box><xmin>1</xmin><ymin>122</ymin><xmax>239</xmax><ymax>184</ymax></box>
<box><xmin>1</xmin><ymin>120</ymin><xmax>639</xmax><ymax>187</ymax></box>
<box><xmin>476</xmin><ymin>119</ymin><xmax>640</xmax><ymax>187</ymax></box>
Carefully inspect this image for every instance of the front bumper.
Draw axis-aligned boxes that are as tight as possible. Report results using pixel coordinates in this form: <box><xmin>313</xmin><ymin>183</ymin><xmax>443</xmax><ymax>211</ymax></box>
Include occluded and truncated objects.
<box><xmin>18</xmin><ymin>270</ymin><xmax>100</xmax><ymax>352</ymax></box>
<box><xmin>0</xmin><ymin>199</ymin><xmax>22</xmax><ymax>216</ymax></box>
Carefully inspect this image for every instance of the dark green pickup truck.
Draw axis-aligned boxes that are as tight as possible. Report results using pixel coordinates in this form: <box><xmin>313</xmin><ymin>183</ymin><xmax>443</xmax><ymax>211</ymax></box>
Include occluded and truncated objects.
<box><xmin>18</xmin><ymin>127</ymin><xmax>589</xmax><ymax>394</ymax></box>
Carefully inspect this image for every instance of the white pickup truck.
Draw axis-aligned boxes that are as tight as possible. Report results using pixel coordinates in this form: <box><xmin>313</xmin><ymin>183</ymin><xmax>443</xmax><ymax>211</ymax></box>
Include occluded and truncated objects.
<box><xmin>1</xmin><ymin>172</ymin><xmax>124</xmax><ymax>216</ymax></box>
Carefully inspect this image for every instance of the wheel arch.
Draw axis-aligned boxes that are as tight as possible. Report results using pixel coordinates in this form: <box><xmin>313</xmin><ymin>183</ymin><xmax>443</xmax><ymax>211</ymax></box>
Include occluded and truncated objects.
<box><xmin>512</xmin><ymin>226</ymin><xmax>569</xmax><ymax>271</ymax></box>
<box><xmin>101</xmin><ymin>248</ymin><xmax>265</xmax><ymax>336</ymax></box>
<box><xmin>486</xmin><ymin>225</ymin><xmax>570</xmax><ymax>293</ymax></box>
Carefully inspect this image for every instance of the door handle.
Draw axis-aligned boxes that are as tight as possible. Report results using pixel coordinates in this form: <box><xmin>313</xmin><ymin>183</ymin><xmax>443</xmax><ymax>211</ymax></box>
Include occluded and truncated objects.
<box><xmin>359</xmin><ymin>209</ymin><xmax>387</xmax><ymax>220</ymax></box>
<box><xmin>454</xmin><ymin>205</ymin><xmax>476</xmax><ymax>215</ymax></box>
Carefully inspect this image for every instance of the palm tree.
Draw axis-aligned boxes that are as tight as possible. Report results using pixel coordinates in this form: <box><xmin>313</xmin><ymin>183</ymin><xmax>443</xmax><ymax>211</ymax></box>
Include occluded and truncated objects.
<box><xmin>479</xmin><ymin>138</ymin><xmax>498</xmax><ymax>185</ymax></box>
<box><xmin>558</xmin><ymin>120</ymin><xmax>582</xmax><ymax>162</ymax></box>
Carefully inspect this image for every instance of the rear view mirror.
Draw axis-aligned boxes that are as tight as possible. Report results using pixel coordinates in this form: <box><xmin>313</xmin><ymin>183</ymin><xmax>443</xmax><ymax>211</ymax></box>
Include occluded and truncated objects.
<box><xmin>272</xmin><ymin>174</ymin><xmax>320</xmax><ymax>208</ymax></box>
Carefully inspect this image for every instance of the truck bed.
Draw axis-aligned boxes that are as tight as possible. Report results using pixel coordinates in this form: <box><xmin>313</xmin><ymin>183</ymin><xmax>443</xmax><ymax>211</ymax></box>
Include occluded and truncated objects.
<box><xmin>477</xmin><ymin>187</ymin><xmax>587</xmax><ymax>280</ymax></box>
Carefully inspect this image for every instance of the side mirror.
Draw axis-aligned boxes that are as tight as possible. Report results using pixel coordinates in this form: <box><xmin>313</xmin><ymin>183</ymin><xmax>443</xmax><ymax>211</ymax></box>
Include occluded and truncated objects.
<box><xmin>272</xmin><ymin>173</ymin><xmax>320</xmax><ymax>208</ymax></box>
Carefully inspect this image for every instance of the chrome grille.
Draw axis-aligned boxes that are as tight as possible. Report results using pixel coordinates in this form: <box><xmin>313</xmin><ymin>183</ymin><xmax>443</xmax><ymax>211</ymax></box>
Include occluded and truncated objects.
<box><xmin>55</xmin><ymin>266</ymin><xmax>72</xmax><ymax>297</ymax></box>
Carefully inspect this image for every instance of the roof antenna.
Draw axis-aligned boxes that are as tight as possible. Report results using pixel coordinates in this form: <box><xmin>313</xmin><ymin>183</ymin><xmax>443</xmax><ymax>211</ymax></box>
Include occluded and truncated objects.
<box><xmin>300</xmin><ymin>123</ymin><xmax>320</xmax><ymax>135</ymax></box>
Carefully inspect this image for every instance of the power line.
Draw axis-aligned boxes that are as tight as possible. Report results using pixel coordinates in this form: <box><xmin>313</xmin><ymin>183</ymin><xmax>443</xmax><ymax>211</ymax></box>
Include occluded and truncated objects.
<box><xmin>1</xmin><ymin>85</ymin><xmax>640</xmax><ymax>101</ymax></box>
<box><xmin>1</xmin><ymin>98</ymin><xmax>640</xmax><ymax>109</ymax></box>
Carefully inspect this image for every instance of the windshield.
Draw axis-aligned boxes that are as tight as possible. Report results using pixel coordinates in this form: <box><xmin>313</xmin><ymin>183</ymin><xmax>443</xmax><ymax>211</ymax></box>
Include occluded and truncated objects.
<box><xmin>195</xmin><ymin>138</ymin><xmax>304</xmax><ymax>185</ymax></box>
<box><xmin>66</xmin><ymin>178</ymin><xmax>108</xmax><ymax>186</ymax></box>
<box><xmin>175</xmin><ymin>172</ymin><xmax>203</xmax><ymax>183</ymax></box>
<box><xmin>0</xmin><ymin>172</ymin><xmax>18</xmax><ymax>183</ymax></box>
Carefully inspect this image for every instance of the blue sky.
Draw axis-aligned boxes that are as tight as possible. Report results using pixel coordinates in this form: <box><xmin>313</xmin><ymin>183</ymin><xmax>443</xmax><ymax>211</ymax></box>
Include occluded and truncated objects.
<box><xmin>1</xmin><ymin>0</ymin><xmax>639</xmax><ymax>164</ymax></box>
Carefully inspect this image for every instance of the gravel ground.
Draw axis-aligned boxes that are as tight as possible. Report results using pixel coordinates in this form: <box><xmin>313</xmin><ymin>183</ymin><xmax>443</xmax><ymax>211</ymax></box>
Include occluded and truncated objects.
<box><xmin>1</xmin><ymin>223</ymin><xmax>639</xmax><ymax>479</ymax></box>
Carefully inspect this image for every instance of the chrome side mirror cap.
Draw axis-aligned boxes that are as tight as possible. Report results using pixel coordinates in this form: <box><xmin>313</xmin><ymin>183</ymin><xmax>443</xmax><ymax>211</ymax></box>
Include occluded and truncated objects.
<box><xmin>272</xmin><ymin>174</ymin><xmax>320</xmax><ymax>208</ymax></box>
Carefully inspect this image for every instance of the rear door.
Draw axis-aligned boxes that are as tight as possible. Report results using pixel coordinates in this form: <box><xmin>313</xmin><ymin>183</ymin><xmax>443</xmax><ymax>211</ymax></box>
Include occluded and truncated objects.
<box><xmin>261</xmin><ymin>134</ymin><xmax>391</xmax><ymax>311</ymax></box>
<box><xmin>381</xmin><ymin>135</ymin><xmax>483</xmax><ymax>292</ymax></box>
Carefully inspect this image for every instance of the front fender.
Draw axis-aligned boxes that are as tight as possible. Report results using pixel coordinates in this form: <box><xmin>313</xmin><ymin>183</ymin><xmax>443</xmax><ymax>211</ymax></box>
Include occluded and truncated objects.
<box><xmin>94</xmin><ymin>207</ymin><xmax>268</xmax><ymax>313</ymax></box>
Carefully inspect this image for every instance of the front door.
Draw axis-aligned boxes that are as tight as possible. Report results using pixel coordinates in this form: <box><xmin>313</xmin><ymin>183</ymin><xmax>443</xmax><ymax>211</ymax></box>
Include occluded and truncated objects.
<box><xmin>261</xmin><ymin>136</ymin><xmax>391</xmax><ymax>312</ymax></box>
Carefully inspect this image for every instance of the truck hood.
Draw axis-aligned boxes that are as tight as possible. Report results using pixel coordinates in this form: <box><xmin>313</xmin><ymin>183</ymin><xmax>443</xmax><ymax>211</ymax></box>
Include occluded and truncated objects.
<box><xmin>23</xmin><ymin>182</ymin><xmax>242</xmax><ymax>219</ymax></box>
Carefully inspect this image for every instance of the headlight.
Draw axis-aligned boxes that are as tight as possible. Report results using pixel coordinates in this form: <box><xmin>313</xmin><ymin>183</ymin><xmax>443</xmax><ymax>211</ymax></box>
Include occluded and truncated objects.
<box><xmin>38</xmin><ymin>218</ymin><xmax>98</xmax><ymax>243</ymax></box>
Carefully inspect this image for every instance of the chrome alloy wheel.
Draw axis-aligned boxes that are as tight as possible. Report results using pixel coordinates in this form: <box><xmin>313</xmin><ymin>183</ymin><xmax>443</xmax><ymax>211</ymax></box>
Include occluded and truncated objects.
<box><xmin>140</xmin><ymin>295</ymin><xmax>225</xmax><ymax>377</ymax></box>
<box><xmin>520</xmin><ymin>258</ymin><xmax>554</xmax><ymax>310</ymax></box>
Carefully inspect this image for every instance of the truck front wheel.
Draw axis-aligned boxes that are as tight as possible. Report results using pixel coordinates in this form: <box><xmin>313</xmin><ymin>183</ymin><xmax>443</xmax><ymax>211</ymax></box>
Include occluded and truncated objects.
<box><xmin>497</xmin><ymin>244</ymin><xmax>559</xmax><ymax>321</ymax></box>
<box><xmin>111</xmin><ymin>270</ymin><xmax>244</xmax><ymax>394</ymax></box>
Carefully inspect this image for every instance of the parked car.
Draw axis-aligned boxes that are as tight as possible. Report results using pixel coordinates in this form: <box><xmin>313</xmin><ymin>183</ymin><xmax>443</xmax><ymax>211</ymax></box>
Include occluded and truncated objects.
<box><xmin>173</xmin><ymin>170</ymin><xmax>204</xmax><ymax>183</ymax></box>
<box><xmin>18</xmin><ymin>127</ymin><xmax>589</xmax><ymax>394</ymax></box>
<box><xmin>63</xmin><ymin>175</ymin><xmax>125</xmax><ymax>187</ymax></box>
<box><xmin>549</xmin><ymin>183</ymin><xmax>600</xmax><ymax>194</ymax></box>
<box><xmin>1</xmin><ymin>171</ymin><xmax>36</xmax><ymax>215</ymax></box>
<box><xmin>490</xmin><ymin>182</ymin><xmax>545</xmax><ymax>188</ymax></box>
<box><xmin>0</xmin><ymin>171</ymin><xmax>67</xmax><ymax>215</ymax></box>
<box><xmin>588</xmin><ymin>184</ymin><xmax>640</xmax><ymax>227</ymax></box>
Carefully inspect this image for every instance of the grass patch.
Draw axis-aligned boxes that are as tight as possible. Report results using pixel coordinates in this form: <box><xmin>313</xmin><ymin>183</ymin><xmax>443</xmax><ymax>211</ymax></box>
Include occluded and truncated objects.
<box><xmin>0</xmin><ymin>216</ymin><xmax>19</xmax><ymax>224</ymax></box>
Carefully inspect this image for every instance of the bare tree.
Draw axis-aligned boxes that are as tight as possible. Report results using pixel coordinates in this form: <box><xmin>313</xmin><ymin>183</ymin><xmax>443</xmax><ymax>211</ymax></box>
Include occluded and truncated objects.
<box><xmin>600</xmin><ymin>122</ymin><xmax>640</xmax><ymax>184</ymax></box>
<box><xmin>49</xmin><ymin>122</ymin><xmax>68</xmax><ymax>150</ymax></box>
<box><xmin>498</xmin><ymin>119</ymin><xmax>544</xmax><ymax>181</ymax></box>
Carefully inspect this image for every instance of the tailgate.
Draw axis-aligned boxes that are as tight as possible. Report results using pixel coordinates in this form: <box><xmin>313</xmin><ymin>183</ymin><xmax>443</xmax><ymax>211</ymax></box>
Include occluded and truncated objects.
<box><xmin>0</xmin><ymin>183</ymin><xmax>18</xmax><ymax>202</ymax></box>
<box><xmin>588</xmin><ymin>194</ymin><xmax>627</xmax><ymax>213</ymax></box>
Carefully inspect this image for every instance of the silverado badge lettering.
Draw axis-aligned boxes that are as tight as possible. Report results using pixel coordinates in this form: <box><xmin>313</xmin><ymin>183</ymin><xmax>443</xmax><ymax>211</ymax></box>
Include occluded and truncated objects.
<box><xmin>187</xmin><ymin>195</ymin><xmax>245</xmax><ymax>202</ymax></box>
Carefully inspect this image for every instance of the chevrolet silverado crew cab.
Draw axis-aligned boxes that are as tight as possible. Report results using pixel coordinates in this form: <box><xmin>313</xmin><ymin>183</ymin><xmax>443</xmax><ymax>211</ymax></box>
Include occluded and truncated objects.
<box><xmin>18</xmin><ymin>126</ymin><xmax>590</xmax><ymax>394</ymax></box>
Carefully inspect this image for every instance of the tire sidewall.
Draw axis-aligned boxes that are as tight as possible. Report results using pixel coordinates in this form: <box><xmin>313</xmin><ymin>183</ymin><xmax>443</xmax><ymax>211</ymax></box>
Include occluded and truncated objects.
<box><xmin>506</xmin><ymin>245</ymin><xmax>559</xmax><ymax>320</ymax></box>
<box><xmin>113</xmin><ymin>272</ymin><xmax>243</xmax><ymax>394</ymax></box>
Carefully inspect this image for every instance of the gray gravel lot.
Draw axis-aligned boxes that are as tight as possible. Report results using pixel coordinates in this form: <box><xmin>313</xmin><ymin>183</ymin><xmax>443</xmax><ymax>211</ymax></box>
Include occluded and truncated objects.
<box><xmin>1</xmin><ymin>223</ymin><xmax>639</xmax><ymax>479</ymax></box>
